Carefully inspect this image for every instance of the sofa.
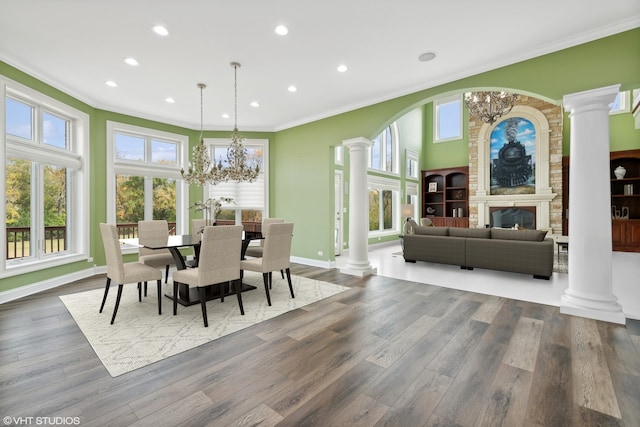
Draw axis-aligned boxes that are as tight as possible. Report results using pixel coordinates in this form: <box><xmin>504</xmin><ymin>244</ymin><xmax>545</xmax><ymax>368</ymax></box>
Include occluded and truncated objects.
<box><xmin>402</xmin><ymin>223</ymin><xmax>554</xmax><ymax>279</ymax></box>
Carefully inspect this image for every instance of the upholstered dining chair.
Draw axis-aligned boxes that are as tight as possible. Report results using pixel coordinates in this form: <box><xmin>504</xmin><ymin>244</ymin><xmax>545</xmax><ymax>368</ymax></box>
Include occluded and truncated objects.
<box><xmin>172</xmin><ymin>225</ymin><xmax>244</xmax><ymax>327</ymax></box>
<box><xmin>240</xmin><ymin>222</ymin><xmax>294</xmax><ymax>306</ymax></box>
<box><xmin>244</xmin><ymin>217</ymin><xmax>284</xmax><ymax>258</ymax></box>
<box><xmin>138</xmin><ymin>220</ymin><xmax>176</xmax><ymax>283</ymax></box>
<box><xmin>99</xmin><ymin>223</ymin><xmax>163</xmax><ymax>324</ymax></box>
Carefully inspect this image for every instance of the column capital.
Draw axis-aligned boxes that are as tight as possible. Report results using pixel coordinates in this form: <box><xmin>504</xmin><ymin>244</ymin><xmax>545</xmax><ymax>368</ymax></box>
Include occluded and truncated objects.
<box><xmin>342</xmin><ymin>137</ymin><xmax>372</xmax><ymax>149</ymax></box>
<box><xmin>563</xmin><ymin>84</ymin><xmax>620</xmax><ymax>114</ymax></box>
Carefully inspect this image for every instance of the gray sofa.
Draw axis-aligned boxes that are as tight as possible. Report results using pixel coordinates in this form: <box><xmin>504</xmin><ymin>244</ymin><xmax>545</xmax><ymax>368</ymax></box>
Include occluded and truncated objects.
<box><xmin>403</xmin><ymin>225</ymin><xmax>554</xmax><ymax>279</ymax></box>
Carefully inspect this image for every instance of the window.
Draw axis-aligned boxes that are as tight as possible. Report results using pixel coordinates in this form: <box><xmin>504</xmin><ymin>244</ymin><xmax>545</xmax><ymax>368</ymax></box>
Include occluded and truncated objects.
<box><xmin>369</xmin><ymin>123</ymin><xmax>399</xmax><ymax>174</ymax></box>
<box><xmin>609</xmin><ymin>91</ymin><xmax>630</xmax><ymax>115</ymax></box>
<box><xmin>406</xmin><ymin>181</ymin><xmax>419</xmax><ymax>221</ymax></box>
<box><xmin>406</xmin><ymin>149</ymin><xmax>419</xmax><ymax>179</ymax></box>
<box><xmin>434</xmin><ymin>94</ymin><xmax>462</xmax><ymax>142</ymax></box>
<box><xmin>2</xmin><ymin>78</ymin><xmax>89</xmax><ymax>275</ymax></box>
<box><xmin>368</xmin><ymin>175</ymin><xmax>400</xmax><ymax>235</ymax></box>
<box><xmin>206</xmin><ymin>138</ymin><xmax>268</xmax><ymax>224</ymax></box>
<box><xmin>334</xmin><ymin>145</ymin><xmax>343</xmax><ymax>165</ymax></box>
<box><xmin>107</xmin><ymin>122</ymin><xmax>187</xmax><ymax>237</ymax></box>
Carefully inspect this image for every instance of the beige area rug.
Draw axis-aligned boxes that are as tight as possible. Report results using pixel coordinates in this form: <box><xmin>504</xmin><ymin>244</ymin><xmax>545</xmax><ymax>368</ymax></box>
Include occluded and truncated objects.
<box><xmin>392</xmin><ymin>250</ymin><xmax>568</xmax><ymax>273</ymax></box>
<box><xmin>60</xmin><ymin>271</ymin><xmax>349</xmax><ymax>377</ymax></box>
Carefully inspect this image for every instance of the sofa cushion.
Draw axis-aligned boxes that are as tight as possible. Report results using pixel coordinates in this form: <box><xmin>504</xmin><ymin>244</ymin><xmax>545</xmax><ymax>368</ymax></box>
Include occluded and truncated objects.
<box><xmin>490</xmin><ymin>228</ymin><xmax>548</xmax><ymax>242</ymax></box>
<box><xmin>414</xmin><ymin>226</ymin><xmax>448</xmax><ymax>236</ymax></box>
<box><xmin>448</xmin><ymin>227</ymin><xmax>490</xmax><ymax>239</ymax></box>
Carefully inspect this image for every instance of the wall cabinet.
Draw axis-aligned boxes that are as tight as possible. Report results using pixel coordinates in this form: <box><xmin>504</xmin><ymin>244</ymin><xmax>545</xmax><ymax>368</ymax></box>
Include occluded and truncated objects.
<box><xmin>422</xmin><ymin>166</ymin><xmax>469</xmax><ymax>228</ymax></box>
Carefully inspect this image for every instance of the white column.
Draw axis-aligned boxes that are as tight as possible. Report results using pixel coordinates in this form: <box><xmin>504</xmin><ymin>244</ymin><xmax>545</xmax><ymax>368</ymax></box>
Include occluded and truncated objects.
<box><xmin>561</xmin><ymin>85</ymin><xmax>625</xmax><ymax>324</ymax></box>
<box><xmin>340</xmin><ymin>137</ymin><xmax>377</xmax><ymax>277</ymax></box>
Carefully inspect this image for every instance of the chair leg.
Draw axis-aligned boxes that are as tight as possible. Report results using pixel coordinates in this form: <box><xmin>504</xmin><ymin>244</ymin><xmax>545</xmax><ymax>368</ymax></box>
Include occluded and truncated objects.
<box><xmin>165</xmin><ymin>265</ymin><xmax>170</xmax><ymax>284</ymax></box>
<box><xmin>110</xmin><ymin>284</ymin><xmax>124</xmax><ymax>324</ymax></box>
<box><xmin>285</xmin><ymin>268</ymin><xmax>295</xmax><ymax>298</ymax></box>
<box><xmin>157</xmin><ymin>279</ymin><xmax>162</xmax><ymax>315</ymax></box>
<box><xmin>144</xmin><ymin>282</ymin><xmax>148</xmax><ymax>297</ymax></box>
<box><xmin>269</xmin><ymin>271</ymin><xmax>273</xmax><ymax>289</ymax></box>
<box><xmin>281</xmin><ymin>269</ymin><xmax>285</xmax><ymax>280</ymax></box>
<box><xmin>220</xmin><ymin>282</ymin><xmax>225</xmax><ymax>303</ymax></box>
<box><xmin>199</xmin><ymin>287</ymin><xmax>208</xmax><ymax>327</ymax></box>
<box><xmin>100</xmin><ymin>277</ymin><xmax>111</xmax><ymax>313</ymax></box>
<box><xmin>138</xmin><ymin>282</ymin><xmax>142</xmax><ymax>302</ymax></box>
<box><xmin>173</xmin><ymin>281</ymin><xmax>179</xmax><ymax>315</ymax></box>
<box><xmin>234</xmin><ymin>279</ymin><xmax>244</xmax><ymax>315</ymax></box>
<box><xmin>262</xmin><ymin>273</ymin><xmax>271</xmax><ymax>306</ymax></box>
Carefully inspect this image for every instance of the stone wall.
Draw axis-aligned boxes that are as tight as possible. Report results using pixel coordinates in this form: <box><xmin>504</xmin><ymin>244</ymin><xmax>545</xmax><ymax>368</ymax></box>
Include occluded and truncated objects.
<box><xmin>468</xmin><ymin>95</ymin><xmax>563</xmax><ymax>234</ymax></box>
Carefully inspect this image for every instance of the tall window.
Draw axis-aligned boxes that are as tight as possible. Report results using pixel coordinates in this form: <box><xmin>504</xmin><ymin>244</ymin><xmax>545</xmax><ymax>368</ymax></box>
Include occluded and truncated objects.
<box><xmin>206</xmin><ymin>138</ymin><xmax>268</xmax><ymax>224</ymax></box>
<box><xmin>3</xmin><ymin>79</ymin><xmax>89</xmax><ymax>274</ymax></box>
<box><xmin>107</xmin><ymin>122</ymin><xmax>187</xmax><ymax>235</ymax></box>
<box><xmin>434</xmin><ymin>94</ymin><xmax>462</xmax><ymax>142</ymax></box>
<box><xmin>368</xmin><ymin>175</ymin><xmax>400</xmax><ymax>235</ymax></box>
<box><xmin>369</xmin><ymin>123</ymin><xmax>399</xmax><ymax>174</ymax></box>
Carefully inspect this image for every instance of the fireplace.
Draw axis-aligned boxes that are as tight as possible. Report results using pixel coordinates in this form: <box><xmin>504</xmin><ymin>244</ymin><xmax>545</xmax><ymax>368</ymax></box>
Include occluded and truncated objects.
<box><xmin>489</xmin><ymin>206</ymin><xmax>536</xmax><ymax>229</ymax></box>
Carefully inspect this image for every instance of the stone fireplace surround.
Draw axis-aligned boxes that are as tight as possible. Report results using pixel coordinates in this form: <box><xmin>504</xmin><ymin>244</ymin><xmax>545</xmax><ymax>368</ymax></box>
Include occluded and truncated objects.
<box><xmin>468</xmin><ymin>99</ymin><xmax>563</xmax><ymax>235</ymax></box>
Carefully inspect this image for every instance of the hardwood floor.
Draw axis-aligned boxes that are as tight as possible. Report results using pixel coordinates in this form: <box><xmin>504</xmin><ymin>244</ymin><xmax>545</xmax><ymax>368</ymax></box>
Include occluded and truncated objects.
<box><xmin>1</xmin><ymin>264</ymin><xmax>639</xmax><ymax>426</ymax></box>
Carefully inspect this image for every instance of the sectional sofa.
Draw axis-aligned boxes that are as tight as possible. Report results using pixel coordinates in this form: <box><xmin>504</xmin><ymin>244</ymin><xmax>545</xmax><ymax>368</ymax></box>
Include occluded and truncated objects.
<box><xmin>402</xmin><ymin>224</ymin><xmax>554</xmax><ymax>279</ymax></box>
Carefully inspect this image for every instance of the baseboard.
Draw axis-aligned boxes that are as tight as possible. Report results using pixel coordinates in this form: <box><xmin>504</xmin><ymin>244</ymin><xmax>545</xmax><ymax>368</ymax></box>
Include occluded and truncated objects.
<box><xmin>0</xmin><ymin>266</ymin><xmax>106</xmax><ymax>304</ymax></box>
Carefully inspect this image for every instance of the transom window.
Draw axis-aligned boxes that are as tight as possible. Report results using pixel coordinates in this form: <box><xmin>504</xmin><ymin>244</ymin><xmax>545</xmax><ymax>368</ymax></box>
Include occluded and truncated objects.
<box><xmin>434</xmin><ymin>94</ymin><xmax>462</xmax><ymax>142</ymax></box>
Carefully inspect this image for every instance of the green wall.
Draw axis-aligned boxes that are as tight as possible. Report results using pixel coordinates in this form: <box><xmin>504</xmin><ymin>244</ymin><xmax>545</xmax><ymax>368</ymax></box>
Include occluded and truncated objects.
<box><xmin>1</xmin><ymin>28</ymin><xmax>639</xmax><ymax>293</ymax></box>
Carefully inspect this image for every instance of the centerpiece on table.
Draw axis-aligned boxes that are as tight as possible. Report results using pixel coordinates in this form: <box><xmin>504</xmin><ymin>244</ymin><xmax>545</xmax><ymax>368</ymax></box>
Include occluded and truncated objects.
<box><xmin>191</xmin><ymin>197</ymin><xmax>234</xmax><ymax>232</ymax></box>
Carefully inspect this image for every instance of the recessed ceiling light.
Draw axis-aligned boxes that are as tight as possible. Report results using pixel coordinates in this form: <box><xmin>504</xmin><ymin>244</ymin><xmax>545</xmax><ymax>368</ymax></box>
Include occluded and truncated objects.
<box><xmin>222</xmin><ymin>113</ymin><xmax>230</xmax><ymax>119</ymax></box>
<box><xmin>165</xmin><ymin>97</ymin><xmax>175</xmax><ymax>103</ymax></box>
<box><xmin>250</xmin><ymin>101</ymin><xmax>260</xmax><ymax>108</ymax></box>
<box><xmin>105</xmin><ymin>80</ymin><xmax>118</xmax><ymax>87</ymax></box>
<box><xmin>288</xmin><ymin>85</ymin><xmax>297</xmax><ymax>93</ymax></box>
<box><xmin>337</xmin><ymin>64</ymin><xmax>348</xmax><ymax>73</ymax></box>
<box><xmin>275</xmin><ymin>25</ymin><xmax>289</xmax><ymax>36</ymax></box>
<box><xmin>152</xmin><ymin>25</ymin><xmax>170</xmax><ymax>36</ymax></box>
<box><xmin>124</xmin><ymin>57</ymin><xmax>139</xmax><ymax>66</ymax></box>
<box><xmin>418</xmin><ymin>52</ymin><xmax>437</xmax><ymax>62</ymax></box>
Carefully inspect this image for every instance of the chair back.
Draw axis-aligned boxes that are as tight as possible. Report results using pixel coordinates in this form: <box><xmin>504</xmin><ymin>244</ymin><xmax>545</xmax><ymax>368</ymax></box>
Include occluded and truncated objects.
<box><xmin>99</xmin><ymin>223</ymin><xmax>125</xmax><ymax>283</ymax></box>
<box><xmin>261</xmin><ymin>223</ymin><xmax>294</xmax><ymax>272</ymax></box>
<box><xmin>138</xmin><ymin>220</ymin><xmax>171</xmax><ymax>257</ymax></box>
<box><xmin>260</xmin><ymin>218</ymin><xmax>284</xmax><ymax>247</ymax></box>
<box><xmin>198</xmin><ymin>225</ymin><xmax>243</xmax><ymax>285</ymax></box>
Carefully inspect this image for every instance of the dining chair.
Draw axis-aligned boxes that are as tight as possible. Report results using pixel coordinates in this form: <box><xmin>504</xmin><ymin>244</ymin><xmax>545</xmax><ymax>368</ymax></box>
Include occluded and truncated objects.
<box><xmin>172</xmin><ymin>225</ymin><xmax>244</xmax><ymax>327</ymax></box>
<box><xmin>99</xmin><ymin>223</ymin><xmax>163</xmax><ymax>324</ymax></box>
<box><xmin>244</xmin><ymin>217</ymin><xmax>284</xmax><ymax>258</ymax></box>
<box><xmin>138</xmin><ymin>220</ymin><xmax>176</xmax><ymax>283</ymax></box>
<box><xmin>240</xmin><ymin>222</ymin><xmax>294</xmax><ymax>306</ymax></box>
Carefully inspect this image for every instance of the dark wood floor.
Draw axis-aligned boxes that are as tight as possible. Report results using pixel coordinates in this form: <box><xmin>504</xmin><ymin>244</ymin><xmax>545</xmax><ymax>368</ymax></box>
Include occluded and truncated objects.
<box><xmin>1</xmin><ymin>264</ymin><xmax>639</xmax><ymax>426</ymax></box>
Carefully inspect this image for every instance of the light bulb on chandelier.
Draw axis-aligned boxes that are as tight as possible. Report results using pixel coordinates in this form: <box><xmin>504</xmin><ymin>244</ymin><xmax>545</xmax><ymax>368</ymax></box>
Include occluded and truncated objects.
<box><xmin>464</xmin><ymin>91</ymin><xmax>518</xmax><ymax>125</ymax></box>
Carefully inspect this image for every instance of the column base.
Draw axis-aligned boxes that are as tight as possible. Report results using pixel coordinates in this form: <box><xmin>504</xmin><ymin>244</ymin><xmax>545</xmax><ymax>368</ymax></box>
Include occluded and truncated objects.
<box><xmin>340</xmin><ymin>261</ymin><xmax>377</xmax><ymax>277</ymax></box>
<box><xmin>560</xmin><ymin>292</ymin><xmax>625</xmax><ymax>325</ymax></box>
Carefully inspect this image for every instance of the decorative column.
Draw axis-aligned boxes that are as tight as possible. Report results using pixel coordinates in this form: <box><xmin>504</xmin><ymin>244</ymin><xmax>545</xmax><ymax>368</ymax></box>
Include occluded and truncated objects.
<box><xmin>561</xmin><ymin>85</ymin><xmax>625</xmax><ymax>324</ymax></box>
<box><xmin>340</xmin><ymin>137</ymin><xmax>377</xmax><ymax>277</ymax></box>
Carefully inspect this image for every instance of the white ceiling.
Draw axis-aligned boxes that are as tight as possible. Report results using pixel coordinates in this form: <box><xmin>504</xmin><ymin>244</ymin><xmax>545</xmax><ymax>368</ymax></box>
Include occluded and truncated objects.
<box><xmin>1</xmin><ymin>1</ymin><xmax>639</xmax><ymax>132</ymax></box>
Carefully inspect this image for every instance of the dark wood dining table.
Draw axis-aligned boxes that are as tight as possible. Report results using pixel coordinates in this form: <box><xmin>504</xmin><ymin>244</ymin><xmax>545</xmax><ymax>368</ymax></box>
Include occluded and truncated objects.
<box><xmin>121</xmin><ymin>231</ymin><xmax>262</xmax><ymax>307</ymax></box>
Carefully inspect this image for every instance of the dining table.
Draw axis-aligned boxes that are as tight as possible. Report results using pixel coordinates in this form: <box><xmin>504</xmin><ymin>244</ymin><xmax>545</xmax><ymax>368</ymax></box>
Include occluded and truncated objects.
<box><xmin>121</xmin><ymin>230</ymin><xmax>262</xmax><ymax>307</ymax></box>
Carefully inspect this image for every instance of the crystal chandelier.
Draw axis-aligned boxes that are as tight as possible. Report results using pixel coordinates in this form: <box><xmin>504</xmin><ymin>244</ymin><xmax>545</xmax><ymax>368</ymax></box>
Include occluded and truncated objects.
<box><xmin>464</xmin><ymin>91</ymin><xmax>518</xmax><ymax>124</ymax></box>
<box><xmin>181</xmin><ymin>63</ymin><xmax>260</xmax><ymax>186</ymax></box>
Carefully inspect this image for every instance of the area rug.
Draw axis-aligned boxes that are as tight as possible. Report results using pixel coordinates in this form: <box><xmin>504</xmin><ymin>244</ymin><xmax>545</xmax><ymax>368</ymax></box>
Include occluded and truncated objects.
<box><xmin>60</xmin><ymin>272</ymin><xmax>349</xmax><ymax>377</ymax></box>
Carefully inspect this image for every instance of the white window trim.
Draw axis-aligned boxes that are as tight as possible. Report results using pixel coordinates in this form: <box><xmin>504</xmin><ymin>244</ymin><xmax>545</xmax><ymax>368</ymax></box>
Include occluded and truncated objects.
<box><xmin>406</xmin><ymin>149</ymin><xmax>419</xmax><ymax>180</ymax></box>
<box><xmin>1</xmin><ymin>77</ymin><xmax>90</xmax><ymax>278</ymax></box>
<box><xmin>204</xmin><ymin>137</ymin><xmax>269</xmax><ymax>220</ymax></box>
<box><xmin>434</xmin><ymin>94</ymin><xmax>463</xmax><ymax>143</ymax></box>
<box><xmin>106</xmin><ymin>121</ymin><xmax>188</xmax><ymax>244</ymax></box>
<box><xmin>368</xmin><ymin>122</ymin><xmax>400</xmax><ymax>176</ymax></box>
<box><xmin>609</xmin><ymin>90</ymin><xmax>630</xmax><ymax>115</ymax></box>
<box><xmin>367</xmin><ymin>174</ymin><xmax>401</xmax><ymax>237</ymax></box>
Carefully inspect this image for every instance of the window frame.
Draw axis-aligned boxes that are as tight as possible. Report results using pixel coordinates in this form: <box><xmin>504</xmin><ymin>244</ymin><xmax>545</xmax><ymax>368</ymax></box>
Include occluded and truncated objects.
<box><xmin>406</xmin><ymin>149</ymin><xmax>419</xmax><ymax>180</ymax></box>
<box><xmin>367</xmin><ymin>174</ymin><xmax>401</xmax><ymax>237</ymax></box>
<box><xmin>204</xmin><ymin>137</ymin><xmax>269</xmax><ymax>223</ymax></box>
<box><xmin>368</xmin><ymin>122</ymin><xmax>399</xmax><ymax>175</ymax></box>
<box><xmin>434</xmin><ymin>94</ymin><xmax>463</xmax><ymax>143</ymax></box>
<box><xmin>106</xmin><ymin>121</ymin><xmax>188</xmax><ymax>251</ymax></box>
<box><xmin>1</xmin><ymin>77</ymin><xmax>90</xmax><ymax>277</ymax></box>
<box><xmin>609</xmin><ymin>90</ymin><xmax>630</xmax><ymax>115</ymax></box>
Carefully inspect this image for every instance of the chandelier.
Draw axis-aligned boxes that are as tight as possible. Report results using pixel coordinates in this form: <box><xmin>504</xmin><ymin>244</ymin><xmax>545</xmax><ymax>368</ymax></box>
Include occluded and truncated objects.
<box><xmin>181</xmin><ymin>63</ymin><xmax>260</xmax><ymax>186</ymax></box>
<box><xmin>464</xmin><ymin>91</ymin><xmax>518</xmax><ymax>124</ymax></box>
